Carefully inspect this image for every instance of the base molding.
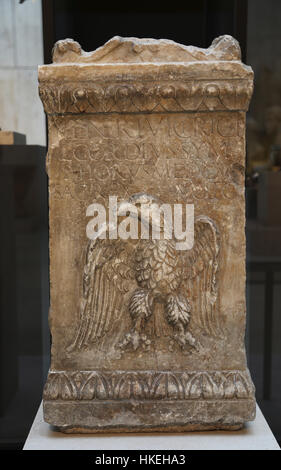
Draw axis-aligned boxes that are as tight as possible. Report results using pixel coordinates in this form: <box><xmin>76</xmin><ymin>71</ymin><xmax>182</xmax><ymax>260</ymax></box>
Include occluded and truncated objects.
<box><xmin>44</xmin><ymin>399</ymin><xmax>255</xmax><ymax>433</ymax></box>
<box><xmin>43</xmin><ymin>368</ymin><xmax>256</xmax><ymax>433</ymax></box>
<box><xmin>43</xmin><ymin>369</ymin><xmax>256</xmax><ymax>401</ymax></box>
<box><xmin>57</xmin><ymin>424</ymin><xmax>244</xmax><ymax>434</ymax></box>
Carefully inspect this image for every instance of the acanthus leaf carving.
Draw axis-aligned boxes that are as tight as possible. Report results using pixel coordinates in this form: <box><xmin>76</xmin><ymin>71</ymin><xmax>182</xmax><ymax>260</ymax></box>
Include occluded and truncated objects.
<box><xmin>43</xmin><ymin>369</ymin><xmax>255</xmax><ymax>401</ymax></box>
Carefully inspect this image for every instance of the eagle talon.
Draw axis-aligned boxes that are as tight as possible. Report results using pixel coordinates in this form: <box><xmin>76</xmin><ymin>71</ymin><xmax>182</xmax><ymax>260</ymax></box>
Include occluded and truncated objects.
<box><xmin>173</xmin><ymin>331</ymin><xmax>199</xmax><ymax>352</ymax></box>
<box><xmin>118</xmin><ymin>330</ymin><xmax>151</xmax><ymax>352</ymax></box>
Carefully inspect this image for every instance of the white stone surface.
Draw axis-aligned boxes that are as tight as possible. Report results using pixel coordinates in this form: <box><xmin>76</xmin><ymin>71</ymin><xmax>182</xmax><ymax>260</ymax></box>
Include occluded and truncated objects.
<box><xmin>23</xmin><ymin>403</ymin><xmax>280</xmax><ymax>450</ymax></box>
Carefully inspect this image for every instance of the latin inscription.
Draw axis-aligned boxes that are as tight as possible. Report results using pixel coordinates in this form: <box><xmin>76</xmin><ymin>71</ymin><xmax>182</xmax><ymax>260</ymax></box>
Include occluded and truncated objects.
<box><xmin>50</xmin><ymin>113</ymin><xmax>244</xmax><ymax>209</ymax></box>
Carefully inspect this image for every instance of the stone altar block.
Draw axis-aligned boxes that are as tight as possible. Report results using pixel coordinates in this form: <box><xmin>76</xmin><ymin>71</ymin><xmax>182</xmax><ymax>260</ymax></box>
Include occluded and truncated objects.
<box><xmin>38</xmin><ymin>35</ymin><xmax>256</xmax><ymax>432</ymax></box>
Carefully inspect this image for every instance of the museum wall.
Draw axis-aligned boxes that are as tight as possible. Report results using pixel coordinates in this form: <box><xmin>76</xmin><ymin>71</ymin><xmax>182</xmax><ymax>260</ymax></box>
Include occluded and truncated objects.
<box><xmin>247</xmin><ymin>0</ymin><xmax>281</xmax><ymax>130</ymax></box>
<box><xmin>0</xmin><ymin>0</ymin><xmax>45</xmax><ymax>145</ymax></box>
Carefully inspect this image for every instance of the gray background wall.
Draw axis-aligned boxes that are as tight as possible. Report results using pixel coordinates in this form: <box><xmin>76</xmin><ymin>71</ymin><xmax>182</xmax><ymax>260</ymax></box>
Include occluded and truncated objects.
<box><xmin>0</xmin><ymin>0</ymin><xmax>45</xmax><ymax>145</ymax></box>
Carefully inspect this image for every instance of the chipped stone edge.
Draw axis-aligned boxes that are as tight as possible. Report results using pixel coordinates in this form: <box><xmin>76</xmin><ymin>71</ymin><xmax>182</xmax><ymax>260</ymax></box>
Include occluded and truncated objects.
<box><xmin>43</xmin><ymin>398</ymin><xmax>256</xmax><ymax>433</ymax></box>
<box><xmin>52</xmin><ymin>35</ymin><xmax>242</xmax><ymax>64</ymax></box>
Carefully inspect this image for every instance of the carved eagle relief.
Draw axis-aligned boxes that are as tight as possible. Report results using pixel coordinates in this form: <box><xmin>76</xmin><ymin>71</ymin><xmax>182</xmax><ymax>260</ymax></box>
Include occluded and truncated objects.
<box><xmin>69</xmin><ymin>194</ymin><xmax>221</xmax><ymax>353</ymax></box>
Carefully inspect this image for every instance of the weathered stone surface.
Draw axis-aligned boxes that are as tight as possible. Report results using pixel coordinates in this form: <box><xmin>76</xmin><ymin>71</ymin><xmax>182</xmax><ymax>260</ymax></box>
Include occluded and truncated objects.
<box><xmin>52</xmin><ymin>35</ymin><xmax>242</xmax><ymax>63</ymax></box>
<box><xmin>39</xmin><ymin>35</ymin><xmax>255</xmax><ymax>432</ymax></box>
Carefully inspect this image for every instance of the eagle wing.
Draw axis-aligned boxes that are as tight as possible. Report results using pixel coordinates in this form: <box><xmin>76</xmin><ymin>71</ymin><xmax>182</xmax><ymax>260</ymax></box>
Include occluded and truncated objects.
<box><xmin>183</xmin><ymin>215</ymin><xmax>222</xmax><ymax>337</ymax></box>
<box><xmin>69</xmin><ymin>237</ymin><xmax>136</xmax><ymax>351</ymax></box>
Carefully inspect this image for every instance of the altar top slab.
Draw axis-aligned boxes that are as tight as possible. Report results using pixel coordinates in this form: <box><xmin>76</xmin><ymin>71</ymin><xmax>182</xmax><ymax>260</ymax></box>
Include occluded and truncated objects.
<box><xmin>38</xmin><ymin>35</ymin><xmax>253</xmax><ymax>82</ymax></box>
<box><xmin>52</xmin><ymin>35</ymin><xmax>242</xmax><ymax>64</ymax></box>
